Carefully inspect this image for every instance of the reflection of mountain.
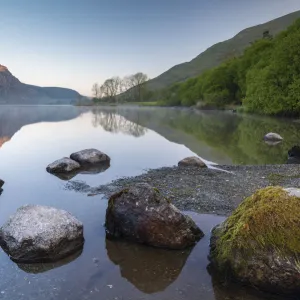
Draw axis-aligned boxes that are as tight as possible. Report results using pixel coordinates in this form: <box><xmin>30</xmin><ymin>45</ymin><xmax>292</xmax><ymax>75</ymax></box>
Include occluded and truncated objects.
<box><xmin>0</xmin><ymin>106</ymin><xmax>85</xmax><ymax>148</ymax></box>
<box><xmin>91</xmin><ymin>108</ymin><xmax>147</xmax><ymax>137</ymax></box>
<box><xmin>115</xmin><ymin>108</ymin><xmax>300</xmax><ymax>165</ymax></box>
<box><xmin>106</xmin><ymin>238</ymin><xmax>192</xmax><ymax>294</ymax></box>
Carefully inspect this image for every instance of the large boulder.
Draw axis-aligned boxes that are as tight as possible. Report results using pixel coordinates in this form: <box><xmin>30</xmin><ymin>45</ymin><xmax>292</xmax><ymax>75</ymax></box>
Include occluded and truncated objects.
<box><xmin>263</xmin><ymin>132</ymin><xmax>283</xmax><ymax>142</ymax></box>
<box><xmin>70</xmin><ymin>149</ymin><xmax>110</xmax><ymax>165</ymax></box>
<box><xmin>0</xmin><ymin>205</ymin><xmax>84</xmax><ymax>263</ymax></box>
<box><xmin>105</xmin><ymin>183</ymin><xmax>204</xmax><ymax>249</ymax></box>
<box><xmin>210</xmin><ymin>187</ymin><xmax>300</xmax><ymax>295</ymax></box>
<box><xmin>178</xmin><ymin>156</ymin><xmax>207</xmax><ymax>168</ymax></box>
<box><xmin>46</xmin><ymin>157</ymin><xmax>80</xmax><ymax>174</ymax></box>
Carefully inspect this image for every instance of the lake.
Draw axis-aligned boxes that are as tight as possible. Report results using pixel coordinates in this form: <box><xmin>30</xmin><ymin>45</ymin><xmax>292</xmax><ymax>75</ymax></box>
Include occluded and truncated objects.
<box><xmin>0</xmin><ymin>105</ymin><xmax>298</xmax><ymax>300</ymax></box>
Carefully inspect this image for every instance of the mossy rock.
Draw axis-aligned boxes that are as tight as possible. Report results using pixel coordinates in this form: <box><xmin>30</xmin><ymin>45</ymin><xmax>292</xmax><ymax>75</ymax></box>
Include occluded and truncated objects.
<box><xmin>210</xmin><ymin>186</ymin><xmax>300</xmax><ymax>295</ymax></box>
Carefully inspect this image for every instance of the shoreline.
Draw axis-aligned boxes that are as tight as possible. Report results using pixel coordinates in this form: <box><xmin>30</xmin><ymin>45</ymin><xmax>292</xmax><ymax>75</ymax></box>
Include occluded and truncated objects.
<box><xmin>67</xmin><ymin>164</ymin><xmax>300</xmax><ymax>216</ymax></box>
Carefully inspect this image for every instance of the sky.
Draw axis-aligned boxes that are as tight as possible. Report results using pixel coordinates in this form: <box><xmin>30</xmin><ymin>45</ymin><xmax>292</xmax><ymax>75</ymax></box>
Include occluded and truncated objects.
<box><xmin>1</xmin><ymin>0</ymin><xmax>300</xmax><ymax>96</ymax></box>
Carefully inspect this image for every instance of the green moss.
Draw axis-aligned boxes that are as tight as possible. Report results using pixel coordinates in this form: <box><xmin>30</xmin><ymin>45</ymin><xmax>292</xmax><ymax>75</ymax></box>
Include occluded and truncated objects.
<box><xmin>213</xmin><ymin>186</ymin><xmax>300</xmax><ymax>267</ymax></box>
<box><xmin>153</xmin><ymin>187</ymin><xmax>160</xmax><ymax>194</ymax></box>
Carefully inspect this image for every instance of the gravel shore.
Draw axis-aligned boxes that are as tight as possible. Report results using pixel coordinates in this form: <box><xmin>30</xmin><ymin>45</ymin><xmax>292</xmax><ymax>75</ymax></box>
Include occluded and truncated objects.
<box><xmin>66</xmin><ymin>164</ymin><xmax>300</xmax><ymax>216</ymax></box>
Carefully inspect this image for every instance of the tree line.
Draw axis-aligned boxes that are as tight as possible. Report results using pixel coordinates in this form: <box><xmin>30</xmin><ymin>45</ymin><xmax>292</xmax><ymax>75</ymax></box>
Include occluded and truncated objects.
<box><xmin>92</xmin><ymin>72</ymin><xmax>152</xmax><ymax>103</ymax></box>
<box><xmin>159</xmin><ymin>18</ymin><xmax>300</xmax><ymax>117</ymax></box>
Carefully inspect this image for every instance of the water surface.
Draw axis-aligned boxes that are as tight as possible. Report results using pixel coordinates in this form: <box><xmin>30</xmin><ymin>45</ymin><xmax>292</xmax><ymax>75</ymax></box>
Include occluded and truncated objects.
<box><xmin>0</xmin><ymin>106</ymin><xmax>298</xmax><ymax>300</ymax></box>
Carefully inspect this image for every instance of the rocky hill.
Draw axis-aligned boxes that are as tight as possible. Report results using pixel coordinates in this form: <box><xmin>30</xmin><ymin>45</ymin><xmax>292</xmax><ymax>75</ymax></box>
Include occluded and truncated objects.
<box><xmin>146</xmin><ymin>10</ymin><xmax>300</xmax><ymax>91</ymax></box>
<box><xmin>0</xmin><ymin>65</ymin><xmax>82</xmax><ymax>104</ymax></box>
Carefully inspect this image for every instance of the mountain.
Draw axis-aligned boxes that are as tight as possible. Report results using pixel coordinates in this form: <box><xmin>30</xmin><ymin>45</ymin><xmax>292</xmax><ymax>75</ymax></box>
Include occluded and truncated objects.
<box><xmin>146</xmin><ymin>10</ymin><xmax>300</xmax><ymax>91</ymax></box>
<box><xmin>0</xmin><ymin>65</ymin><xmax>82</xmax><ymax>104</ymax></box>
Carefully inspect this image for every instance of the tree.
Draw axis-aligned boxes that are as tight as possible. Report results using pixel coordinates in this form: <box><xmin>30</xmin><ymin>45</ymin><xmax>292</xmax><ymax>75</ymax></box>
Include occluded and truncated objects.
<box><xmin>91</xmin><ymin>83</ymin><xmax>100</xmax><ymax>99</ymax></box>
<box><xmin>100</xmin><ymin>76</ymin><xmax>122</xmax><ymax>103</ymax></box>
<box><xmin>128</xmin><ymin>72</ymin><xmax>149</xmax><ymax>102</ymax></box>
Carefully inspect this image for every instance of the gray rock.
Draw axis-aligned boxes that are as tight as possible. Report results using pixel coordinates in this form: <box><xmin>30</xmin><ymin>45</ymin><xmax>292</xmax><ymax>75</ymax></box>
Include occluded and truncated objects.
<box><xmin>46</xmin><ymin>157</ymin><xmax>80</xmax><ymax>174</ymax></box>
<box><xmin>284</xmin><ymin>188</ymin><xmax>300</xmax><ymax>197</ymax></box>
<box><xmin>0</xmin><ymin>205</ymin><xmax>84</xmax><ymax>263</ymax></box>
<box><xmin>264</xmin><ymin>132</ymin><xmax>283</xmax><ymax>142</ymax></box>
<box><xmin>178</xmin><ymin>156</ymin><xmax>207</xmax><ymax>168</ymax></box>
<box><xmin>70</xmin><ymin>149</ymin><xmax>110</xmax><ymax>165</ymax></box>
<box><xmin>105</xmin><ymin>183</ymin><xmax>204</xmax><ymax>249</ymax></box>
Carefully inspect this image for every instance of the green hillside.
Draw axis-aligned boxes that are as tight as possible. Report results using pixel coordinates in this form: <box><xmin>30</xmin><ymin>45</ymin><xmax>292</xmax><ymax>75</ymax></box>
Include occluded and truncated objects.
<box><xmin>147</xmin><ymin>10</ymin><xmax>300</xmax><ymax>91</ymax></box>
<box><xmin>159</xmin><ymin>17</ymin><xmax>300</xmax><ymax>117</ymax></box>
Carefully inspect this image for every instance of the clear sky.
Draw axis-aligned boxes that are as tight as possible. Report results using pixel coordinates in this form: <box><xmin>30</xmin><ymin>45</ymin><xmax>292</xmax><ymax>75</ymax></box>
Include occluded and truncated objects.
<box><xmin>1</xmin><ymin>0</ymin><xmax>300</xmax><ymax>96</ymax></box>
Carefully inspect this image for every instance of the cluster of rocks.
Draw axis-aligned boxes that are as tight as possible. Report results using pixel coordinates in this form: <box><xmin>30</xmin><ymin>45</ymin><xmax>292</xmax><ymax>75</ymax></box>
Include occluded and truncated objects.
<box><xmin>46</xmin><ymin>148</ymin><xmax>111</xmax><ymax>180</ymax></box>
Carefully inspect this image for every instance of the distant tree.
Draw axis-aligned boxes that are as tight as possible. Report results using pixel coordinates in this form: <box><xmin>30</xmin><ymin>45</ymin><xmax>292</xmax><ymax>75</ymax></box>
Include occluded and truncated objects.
<box><xmin>128</xmin><ymin>72</ymin><xmax>149</xmax><ymax>101</ymax></box>
<box><xmin>92</xmin><ymin>83</ymin><xmax>100</xmax><ymax>99</ymax></box>
<box><xmin>100</xmin><ymin>76</ymin><xmax>122</xmax><ymax>103</ymax></box>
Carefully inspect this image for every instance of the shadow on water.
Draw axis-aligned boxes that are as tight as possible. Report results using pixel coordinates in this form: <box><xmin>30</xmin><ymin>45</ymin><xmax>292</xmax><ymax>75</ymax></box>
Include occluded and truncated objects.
<box><xmin>105</xmin><ymin>238</ymin><xmax>192</xmax><ymax>294</ymax></box>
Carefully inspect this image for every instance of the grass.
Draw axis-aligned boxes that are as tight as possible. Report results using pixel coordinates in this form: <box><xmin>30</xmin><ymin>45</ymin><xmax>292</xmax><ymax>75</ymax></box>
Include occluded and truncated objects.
<box><xmin>121</xmin><ymin>101</ymin><xmax>159</xmax><ymax>106</ymax></box>
<box><xmin>212</xmin><ymin>186</ymin><xmax>300</xmax><ymax>269</ymax></box>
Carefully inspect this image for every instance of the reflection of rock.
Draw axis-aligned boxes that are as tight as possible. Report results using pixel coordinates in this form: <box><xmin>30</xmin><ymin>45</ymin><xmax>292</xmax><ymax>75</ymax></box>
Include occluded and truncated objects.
<box><xmin>0</xmin><ymin>205</ymin><xmax>84</xmax><ymax>263</ymax></box>
<box><xmin>263</xmin><ymin>132</ymin><xmax>283</xmax><ymax>142</ymax></box>
<box><xmin>106</xmin><ymin>238</ymin><xmax>192</xmax><ymax>294</ymax></box>
<box><xmin>210</xmin><ymin>187</ymin><xmax>300</xmax><ymax>296</ymax></box>
<box><xmin>70</xmin><ymin>148</ymin><xmax>110</xmax><ymax>165</ymax></box>
<box><xmin>0</xmin><ymin>179</ymin><xmax>4</xmax><ymax>189</ymax></box>
<box><xmin>79</xmin><ymin>161</ymin><xmax>110</xmax><ymax>174</ymax></box>
<box><xmin>46</xmin><ymin>157</ymin><xmax>80</xmax><ymax>174</ymax></box>
<box><xmin>106</xmin><ymin>183</ymin><xmax>204</xmax><ymax>249</ymax></box>
<box><xmin>178</xmin><ymin>156</ymin><xmax>207</xmax><ymax>168</ymax></box>
<box><xmin>17</xmin><ymin>248</ymin><xmax>83</xmax><ymax>274</ymax></box>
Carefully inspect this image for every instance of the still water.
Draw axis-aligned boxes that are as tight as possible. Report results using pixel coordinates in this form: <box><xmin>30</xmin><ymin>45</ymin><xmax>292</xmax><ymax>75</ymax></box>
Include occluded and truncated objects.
<box><xmin>0</xmin><ymin>106</ymin><xmax>298</xmax><ymax>300</ymax></box>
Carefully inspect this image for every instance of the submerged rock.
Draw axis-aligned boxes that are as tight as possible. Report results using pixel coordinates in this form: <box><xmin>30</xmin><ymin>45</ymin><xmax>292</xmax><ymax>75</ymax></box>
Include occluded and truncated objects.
<box><xmin>178</xmin><ymin>156</ymin><xmax>207</xmax><ymax>168</ymax></box>
<box><xmin>263</xmin><ymin>132</ymin><xmax>283</xmax><ymax>142</ymax></box>
<box><xmin>105</xmin><ymin>183</ymin><xmax>204</xmax><ymax>249</ymax></box>
<box><xmin>70</xmin><ymin>148</ymin><xmax>110</xmax><ymax>165</ymax></box>
<box><xmin>0</xmin><ymin>179</ymin><xmax>4</xmax><ymax>189</ymax></box>
<box><xmin>0</xmin><ymin>205</ymin><xmax>84</xmax><ymax>263</ymax></box>
<box><xmin>46</xmin><ymin>157</ymin><xmax>80</xmax><ymax>174</ymax></box>
<box><xmin>210</xmin><ymin>186</ymin><xmax>300</xmax><ymax>295</ymax></box>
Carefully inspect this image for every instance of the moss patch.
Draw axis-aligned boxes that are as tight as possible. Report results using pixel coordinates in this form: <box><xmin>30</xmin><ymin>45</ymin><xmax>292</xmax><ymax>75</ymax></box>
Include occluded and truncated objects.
<box><xmin>268</xmin><ymin>173</ymin><xmax>300</xmax><ymax>186</ymax></box>
<box><xmin>213</xmin><ymin>186</ymin><xmax>300</xmax><ymax>266</ymax></box>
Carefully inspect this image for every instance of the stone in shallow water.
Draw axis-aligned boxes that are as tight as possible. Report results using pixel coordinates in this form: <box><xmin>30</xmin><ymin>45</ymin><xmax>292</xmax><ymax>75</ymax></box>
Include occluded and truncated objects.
<box><xmin>105</xmin><ymin>183</ymin><xmax>204</xmax><ymax>249</ymax></box>
<box><xmin>0</xmin><ymin>179</ymin><xmax>4</xmax><ymax>189</ymax></box>
<box><xmin>0</xmin><ymin>205</ymin><xmax>84</xmax><ymax>263</ymax></box>
<box><xmin>210</xmin><ymin>186</ymin><xmax>300</xmax><ymax>295</ymax></box>
<box><xmin>263</xmin><ymin>132</ymin><xmax>283</xmax><ymax>142</ymax></box>
<box><xmin>178</xmin><ymin>156</ymin><xmax>207</xmax><ymax>168</ymax></box>
<box><xmin>46</xmin><ymin>157</ymin><xmax>80</xmax><ymax>174</ymax></box>
<box><xmin>70</xmin><ymin>148</ymin><xmax>110</xmax><ymax>165</ymax></box>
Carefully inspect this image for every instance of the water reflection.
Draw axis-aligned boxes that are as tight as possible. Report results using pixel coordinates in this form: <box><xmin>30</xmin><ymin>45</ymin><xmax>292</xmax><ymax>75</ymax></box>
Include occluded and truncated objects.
<box><xmin>91</xmin><ymin>108</ymin><xmax>147</xmax><ymax>137</ymax></box>
<box><xmin>17</xmin><ymin>249</ymin><xmax>83</xmax><ymax>274</ymax></box>
<box><xmin>105</xmin><ymin>238</ymin><xmax>192</xmax><ymax>294</ymax></box>
<box><xmin>49</xmin><ymin>161</ymin><xmax>111</xmax><ymax>181</ymax></box>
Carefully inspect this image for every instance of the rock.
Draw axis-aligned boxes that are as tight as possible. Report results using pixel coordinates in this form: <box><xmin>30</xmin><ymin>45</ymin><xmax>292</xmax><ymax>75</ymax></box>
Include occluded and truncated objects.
<box><xmin>105</xmin><ymin>183</ymin><xmax>204</xmax><ymax>249</ymax></box>
<box><xmin>70</xmin><ymin>149</ymin><xmax>110</xmax><ymax>165</ymax></box>
<box><xmin>263</xmin><ymin>132</ymin><xmax>283</xmax><ymax>142</ymax></box>
<box><xmin>0</xmin><ymin>179</ymin><xmax>4</xmax><ymax>189</ymax></box>
<box><xmin>46</xmin><ymin>157</ymin><xmax>80</xmax><ymax>174</ymax></box>
<box><xmin>0</xmin><ymin>205</ymin><xmax>84</xmax><ymax>263</ymax></box>
<box><xmin>178</xmin><ymin>156</ymin><xmax>207</xmax><ymax>168</ymax></box>
<box><xmin>288</xmin><ymin>146</ymin><xmax>300</xmax><ymax>164</ymax></box>
<box><xmin>284</xmin><ymin>187</ymin><xmax>300</xmax><ymax>197</ymax></box>
<box><xmin>210</xmin><ymin>186</ymin><xmax>300</xmax><ymax>295</ymax></box>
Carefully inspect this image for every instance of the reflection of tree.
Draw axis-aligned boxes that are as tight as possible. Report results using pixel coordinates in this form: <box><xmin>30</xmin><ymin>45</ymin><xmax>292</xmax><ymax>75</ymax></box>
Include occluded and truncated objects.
<box><xmin>91</xmin><ymin>108</ymin><xmax>147</xmax><ymax>137</ymax></box>
<box><xmin>105</xmin><ymin>238</ymin><xmax>192</xmax><ymax>294</ymax></box>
